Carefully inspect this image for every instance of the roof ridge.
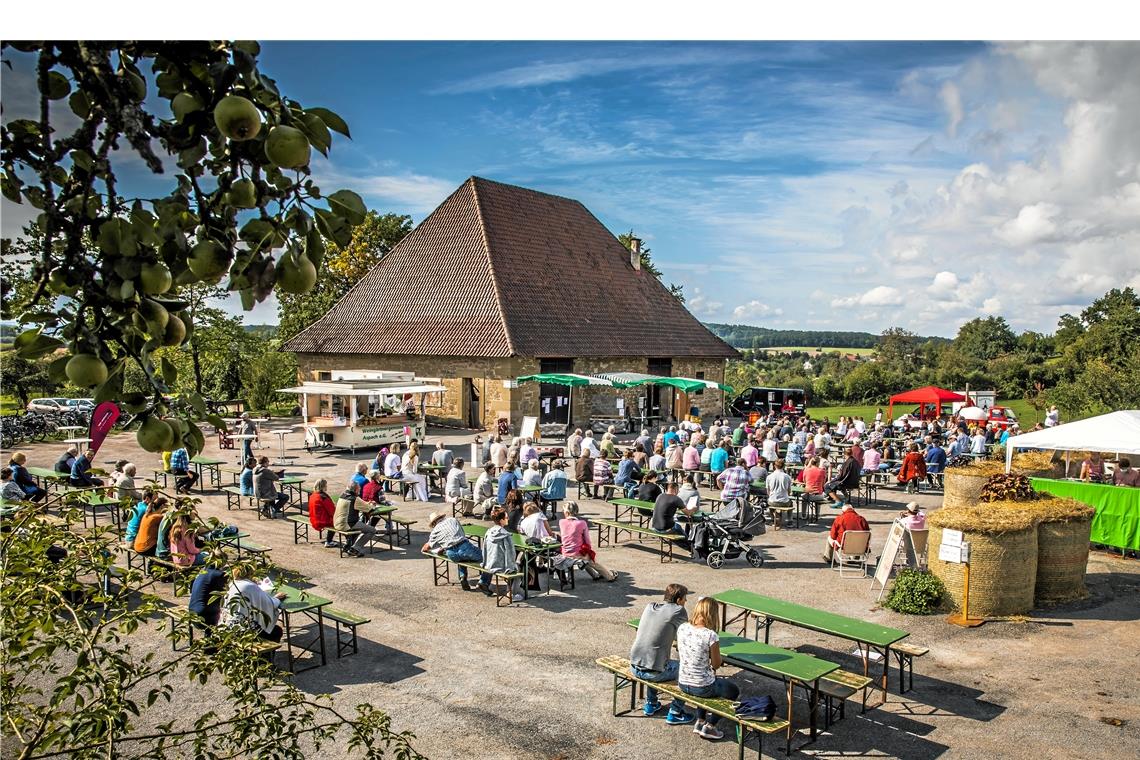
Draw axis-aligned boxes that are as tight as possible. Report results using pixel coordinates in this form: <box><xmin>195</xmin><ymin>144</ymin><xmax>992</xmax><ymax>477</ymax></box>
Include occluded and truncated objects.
<box><xmin>470</xmin><ymin>177</ymin><xmax>517</xmax><ymax>356</ymax></box>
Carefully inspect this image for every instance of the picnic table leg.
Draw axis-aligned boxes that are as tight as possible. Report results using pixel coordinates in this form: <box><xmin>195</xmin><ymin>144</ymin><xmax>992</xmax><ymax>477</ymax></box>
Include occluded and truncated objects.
<box><xmin>785</xmin><ymin>679</ymin><xmax>794</xmax><ymax>755</ymax></box>
<box><xmin>317</xmin><ymin>608</ymin><xmax>327</xmax><ymax>667</ymax></box>
<box><xmin>810</xmin><ymin>678</ymin><xmax>820</xmax><ymax>741</ymax></box>
<box><xmin>877</xmin><ymin>645</ymin><xmax>889</xmax><ymax>710</ymax></box>
<box><xmin>284</xmin><ymin>612</ymin><xmax>296</xmax><ymax>672</ymax></box>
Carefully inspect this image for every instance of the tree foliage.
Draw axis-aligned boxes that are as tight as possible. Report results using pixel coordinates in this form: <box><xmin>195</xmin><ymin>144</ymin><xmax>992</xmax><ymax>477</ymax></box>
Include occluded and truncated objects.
<box><xmin>277</xmin><ymin>211</ymin><xmax>412</xmax><ymax>342</ymax></box>
<box><xmin>0</xmin><ymin>502</ymin><xmax>419</xmax><ymax>759</ymax></box>
<box><xmin>1</xmin><ymin>41</ymin><xmax>365</xmax><ymax>453</ymax></box>
<box><xmin>616</xmin><ymin>229</ymin><xmax>685</xmax><ymax>304</ymax></box>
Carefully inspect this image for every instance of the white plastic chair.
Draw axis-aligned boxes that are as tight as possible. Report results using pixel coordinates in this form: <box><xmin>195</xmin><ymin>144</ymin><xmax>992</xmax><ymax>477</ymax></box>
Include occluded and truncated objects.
<box><xmin>908</xmin><ymin>528</ymin><xmax>929</xmax><ymax>571</ymax></box>
<box><xmin>832</xmin><ymin>530</ymin><xmax>872</xmax><ymax>578</ymax></box>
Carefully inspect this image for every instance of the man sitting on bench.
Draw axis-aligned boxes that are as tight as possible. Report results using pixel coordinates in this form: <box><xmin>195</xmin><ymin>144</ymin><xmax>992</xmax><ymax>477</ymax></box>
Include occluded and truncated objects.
<box><xmin>253</xmin><ymin>457</ymin><xmax>287</xmax><ymax>517</ymax></box>
<box><xmin>629</xmin><ymin>583</ymin><xmax>694</xmax><ymax>724</ymax></box>
<box><xmin>651</xmin><ymin>481</ymin><xmax>697</xmax><ymax>536</ymax></box>
<box><xmin>824</xmin><ymin>447</ymin><xmax>862</xmax><ymax>509</ymax></box>
<box><xmin>423</xmin><ymin>510</ymin><xmax>483</xmax><ymax>591</ymax></box>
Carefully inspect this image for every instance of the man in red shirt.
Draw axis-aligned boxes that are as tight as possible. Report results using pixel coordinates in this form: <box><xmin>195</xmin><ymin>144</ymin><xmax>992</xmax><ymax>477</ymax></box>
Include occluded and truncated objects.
<box><xmin>823</xmin><ymin>503</ymin><xmax>870</xmax><ymax>562</ymax></box>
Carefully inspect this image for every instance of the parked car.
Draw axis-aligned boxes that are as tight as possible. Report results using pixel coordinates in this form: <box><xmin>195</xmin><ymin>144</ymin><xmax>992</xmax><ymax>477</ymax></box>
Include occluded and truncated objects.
<box><xmin>728</xmin><ymin>387</ymin><xmax>808</xmax><ymax>418</ymax></box>
<box><xmin>26</xmin><ymin>398</ymin><xmax>71</xmax><ymax>413</ymax></box>
<box><xmin>67</xmin><ymin>398</ymin><xmax>96</xmax><ymax>412</ymax></box>
<box><xmin>984</xmin><ymin>406</ymin><xmax>1019</xmax><ymax>430</ymax></box>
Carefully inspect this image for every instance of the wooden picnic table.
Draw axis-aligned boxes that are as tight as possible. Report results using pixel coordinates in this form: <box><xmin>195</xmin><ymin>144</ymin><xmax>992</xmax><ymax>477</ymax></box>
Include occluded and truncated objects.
<box><xmin>628</xmin><ymin>618</ymin><xmax>838</xmax><ymax>753</ymax></box>
<box><xmin>517</xmin><ymin>484</ymin><xmax>543</xmax><ymax>502</ymax></box>
<box><xmin>276</xmin><ymin>584</ymin><xmax>331</xmax><ymax>673</ymax></box>
<box><xmin>278</xmin><ymin>475</ymin><xmax>307</xmax><ymax>509</ymax></box>
<box><xmin>711</xmin><ymin>588</ymin><xmax>908</xmax><ymax>706</ymax></box>
<box><xmin>26</xmin><ymin>467</ymin><xmax>68</xmax><ymax>495</ymax></box>
<box><xmin>190</xmin><ymin>455</ymin><xmax>226</xmax><ymax>489</ymax></box>
<box><xmin>462</xmin><ymin>523</ymin><xmax>560</xmax><ymax>599</ymax></box>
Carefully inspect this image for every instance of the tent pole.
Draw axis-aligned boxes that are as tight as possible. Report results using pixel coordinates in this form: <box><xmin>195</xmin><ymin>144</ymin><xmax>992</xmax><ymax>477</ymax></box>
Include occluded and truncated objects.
<box><xmin>1064</xmin><ymin>450</ymin><xmax>1070</xmax><ymax>477</ymax></box>
<box><xmin>1005</xmin><ymin>437</ymin><xmax>1014</xmax><ymax>473</ymax></box>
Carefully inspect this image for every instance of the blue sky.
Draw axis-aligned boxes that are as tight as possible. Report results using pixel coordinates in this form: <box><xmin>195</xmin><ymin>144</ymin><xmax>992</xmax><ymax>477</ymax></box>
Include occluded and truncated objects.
<box><xmin>5</xmin><ymin>41</ymin><xmax>1139</xmax><ymax>336</ymax></box>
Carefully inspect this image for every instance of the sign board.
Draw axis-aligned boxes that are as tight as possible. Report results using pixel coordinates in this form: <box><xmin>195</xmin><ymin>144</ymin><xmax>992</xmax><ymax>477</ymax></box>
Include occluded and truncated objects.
<box><xmin>871</xmin><ymin>521</ymin><xmax>906</xmax><ymax>599</ymax></box>
<box><xmin>938</xmin><ymin>541</ymin><xmax>970</xmax><ymax>564</ymax></box>
<box><xmin>941</xmin><ymin>529</ymin><xmax>964</xmax><ymax>547</ymax></box>
<box><xmin>519</xmin><ymin>415</ymin><xmax>538</xmax><ymax>441</ymax></box>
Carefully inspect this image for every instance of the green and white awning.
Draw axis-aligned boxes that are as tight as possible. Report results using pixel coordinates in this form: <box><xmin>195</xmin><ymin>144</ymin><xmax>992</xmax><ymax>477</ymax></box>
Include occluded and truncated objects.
<box><xmin>593</xmin><ymin>372</ymin><xmax>733</xmax><ymax>394</ymax></box>
<box><xmin>515</xmin><ymin>373</ymin><xmax>618</xmax><ymax>387</ymax></box>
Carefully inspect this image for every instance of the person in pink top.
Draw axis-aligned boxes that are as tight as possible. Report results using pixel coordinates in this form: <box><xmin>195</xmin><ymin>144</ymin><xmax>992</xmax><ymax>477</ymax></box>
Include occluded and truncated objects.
<box><xmin>558</xmin><ymin>501</ymin><xmax>616</xmax><ymax>581</ymax></box>
<box><xmin>169</xmin><ymin>516</ymin><xmax>207</xmax><ymax>567</ymax></box>
<box><xmin>740</xmin><ymin>439</ymin><xmax>759</xmax><ymax>468</ymax></box>
<box><xmin>682</xmin><ymin>444</ymin><xmax>701</xmax><ymax>472</ymax></box>
<box><xmin>897</xmin><ymin>501</ymin><xmax>926</xmax><ymax>530</ymax></box>
<box><xmin>862</xmin><ymin>445</ymin><xmax>882</xmax><ymax>474</ymax></box>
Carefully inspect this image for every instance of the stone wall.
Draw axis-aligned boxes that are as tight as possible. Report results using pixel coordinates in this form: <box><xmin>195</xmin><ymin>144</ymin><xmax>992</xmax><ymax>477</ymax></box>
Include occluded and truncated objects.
<box><xmin>291</xmin><ymin>351</ymin><xmax>726</xmax><ymax>432</ymax></box>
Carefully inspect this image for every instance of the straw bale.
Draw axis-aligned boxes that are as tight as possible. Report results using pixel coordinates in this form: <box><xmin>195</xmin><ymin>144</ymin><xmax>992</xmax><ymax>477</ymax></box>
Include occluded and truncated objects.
<box><xmin>929</xmin><ymin>503</ymin><xmax>1037</xmax><ymax>533</ymax></box>
<box><xmin>930</xmin><ymin>523</ymin><xmax>1037</xmax><ymax>617</ymax></box>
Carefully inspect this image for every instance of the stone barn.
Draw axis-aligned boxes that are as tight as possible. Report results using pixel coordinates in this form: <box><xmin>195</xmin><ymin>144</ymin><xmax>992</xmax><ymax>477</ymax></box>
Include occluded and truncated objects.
<box><xmin>282</xmin><ymin>176</ymin><xmax>738</xmax><ymax>432</ymax></box>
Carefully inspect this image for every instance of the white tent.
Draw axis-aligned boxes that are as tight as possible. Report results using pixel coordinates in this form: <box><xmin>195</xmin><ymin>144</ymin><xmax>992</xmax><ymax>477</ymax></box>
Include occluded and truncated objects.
<box><xmin>1004</xmin><ymin>410</ymin><xmax>1140</xmax><ymax>473</ymax></box>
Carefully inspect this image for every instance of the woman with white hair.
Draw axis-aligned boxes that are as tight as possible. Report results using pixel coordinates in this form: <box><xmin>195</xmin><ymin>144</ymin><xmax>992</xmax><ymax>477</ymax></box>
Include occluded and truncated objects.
<box><xmin>521</xmin><ymin>458</ymin><xmax>543</xmax><ymax>487</ymax></box>
<box><xmin>400</xmin><ymin>441</ymin><xmax>430</xmax><ymax>502</ymax></box>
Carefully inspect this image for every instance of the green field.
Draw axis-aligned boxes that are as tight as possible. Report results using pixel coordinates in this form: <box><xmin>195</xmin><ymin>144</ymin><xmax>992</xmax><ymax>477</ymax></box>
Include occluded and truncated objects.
<box><xmin>758</xmin><ymin>346</ymin><xmax>876</xmax><ymax>356</ymax></box>
<box><xmin>809</xmin><ymin>398</ymin><xmax>1041</xmax><ymax>425</ymax></box>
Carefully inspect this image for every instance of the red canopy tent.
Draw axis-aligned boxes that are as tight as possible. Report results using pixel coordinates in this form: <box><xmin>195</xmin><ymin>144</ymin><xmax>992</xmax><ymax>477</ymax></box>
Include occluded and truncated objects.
<box><xmin>887</xmin><ymin>386</ymin><xmax>967</xmax><ymax>421</ymax></box>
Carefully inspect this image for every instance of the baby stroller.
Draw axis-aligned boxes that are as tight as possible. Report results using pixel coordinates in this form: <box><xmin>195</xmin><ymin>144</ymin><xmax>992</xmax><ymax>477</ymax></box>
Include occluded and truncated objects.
<box><xmin>687</xmin><ymin>497</ymin><xmax>766</xmax><ymax>569</ymax></box>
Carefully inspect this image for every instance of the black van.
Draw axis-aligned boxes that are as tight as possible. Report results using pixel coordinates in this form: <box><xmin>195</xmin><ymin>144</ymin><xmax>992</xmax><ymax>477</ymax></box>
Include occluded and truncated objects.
<box><xmin>728</xmin><ymin>387</ymin><xmax>808</xmax><ymax>418</ymax></box>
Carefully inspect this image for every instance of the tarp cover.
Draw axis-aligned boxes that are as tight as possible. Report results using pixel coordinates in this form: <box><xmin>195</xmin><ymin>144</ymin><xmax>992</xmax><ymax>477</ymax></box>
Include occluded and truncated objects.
<box><xmin>1005</xmin><ymin>410</ymin><xmax>1140</xmax><ymax>472</ymax></box>
<box><xmin>888</xmin><ymin>386</ymin><xmax>967</xmax><ymax>404</ymax></box>
<box><xmin>515</xmin><ymin>373</ymin><xmax>615</xmax><ymax>387</ymax></box>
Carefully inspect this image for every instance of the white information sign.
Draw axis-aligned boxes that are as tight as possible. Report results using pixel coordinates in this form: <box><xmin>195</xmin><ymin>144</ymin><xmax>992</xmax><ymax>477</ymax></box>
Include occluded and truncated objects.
<box><xmin>942</xmin><ymin>529</ymin><xmax>964</xmax><ymax>547</ymax></box>
<box><xmin>938</xmin><ymin>541</ymin><xmax>971</xmax><ymax>564</ymax></box>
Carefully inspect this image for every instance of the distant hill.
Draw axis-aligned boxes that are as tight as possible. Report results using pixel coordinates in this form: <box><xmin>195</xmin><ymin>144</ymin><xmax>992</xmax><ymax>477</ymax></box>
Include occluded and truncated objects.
<box><xmin>704</xmin><ymin>323</ymin><xmax>946</xmax><ymax>350</ymax></box>
<box><xmin>243</xmin><ymin>324</ymin><xmax>278</xmax><ymax>339</ymax></box>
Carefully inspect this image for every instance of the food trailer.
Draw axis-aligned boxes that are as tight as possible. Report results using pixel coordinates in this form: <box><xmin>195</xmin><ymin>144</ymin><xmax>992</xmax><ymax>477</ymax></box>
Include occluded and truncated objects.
<box><xmin>278</xmin><ymin>371</ymin><xmax>447</xmax><ymax>454</ymax></box>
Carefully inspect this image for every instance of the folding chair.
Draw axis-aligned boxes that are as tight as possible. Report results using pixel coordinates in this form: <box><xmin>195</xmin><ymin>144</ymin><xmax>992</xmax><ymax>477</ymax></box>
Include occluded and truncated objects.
<box><xmin>832</xmin><ymin>530</ymin><xmax>871</xmax><ymax>578</ymax></box>
<box><xmin>907</xmin><ymin>528</ymin><xmax>929</xmax><ymax>571</ymax></box>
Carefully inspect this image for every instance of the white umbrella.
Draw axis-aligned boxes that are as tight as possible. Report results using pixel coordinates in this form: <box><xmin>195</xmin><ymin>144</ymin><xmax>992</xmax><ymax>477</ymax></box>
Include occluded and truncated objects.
<box><xmin>960</xmin><ymin>406</ymin><xmax>987</xmax><ymax>421</ymax></box>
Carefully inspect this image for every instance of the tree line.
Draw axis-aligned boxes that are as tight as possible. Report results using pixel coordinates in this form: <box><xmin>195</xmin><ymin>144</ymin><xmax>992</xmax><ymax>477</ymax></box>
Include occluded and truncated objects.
<box><xmin>723</xmin><ymin>288</ymin><xmax>1140</xmax><ymax>420</ymax></box>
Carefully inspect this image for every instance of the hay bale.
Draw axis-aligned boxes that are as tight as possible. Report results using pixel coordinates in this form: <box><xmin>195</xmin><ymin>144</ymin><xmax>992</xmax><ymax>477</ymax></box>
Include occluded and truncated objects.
<box><xmin>929</xmin><ymin>505</ymin><xmax>1038</xmax><ymax>617</ymax></box>
<box><xmin>943</xmin><ymin>460</ymin><xmax>1052</xmax><ymax>509</ymax></box>
<box><xmin>1021</xmin><ymin>497</ymin><xmax>1094</xmax><ymax>605</ymax></box>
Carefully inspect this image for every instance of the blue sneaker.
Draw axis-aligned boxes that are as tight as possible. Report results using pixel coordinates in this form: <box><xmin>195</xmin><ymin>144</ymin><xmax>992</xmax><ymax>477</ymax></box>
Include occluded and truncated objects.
<box><xmin>643</xmin><ymin>701</ymin><xmax>664</xmax><ymax>717</ymax></box>
<box><xmin>830</xmin><ymin>500</ymin><xmax>844</xmax><ymax>509</ymax></box>
<box><xmin>666</xmin><ymin>711</ymin><xmax>695</xmax><ymax>725</ymax></box>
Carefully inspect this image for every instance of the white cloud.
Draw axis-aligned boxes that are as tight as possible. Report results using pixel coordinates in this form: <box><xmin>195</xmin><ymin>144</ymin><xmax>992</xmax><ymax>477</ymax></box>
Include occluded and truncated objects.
<box><xmin>995</xmin><ymin>202</ymin><xmax>1060</xmax><ymax>246</ymax></box>
<box><xmin>927</xmin><ymin>271</ymin><xmax>961</xmax><ymax>300</ymax></box>
<box><xmin>313</xmin><ymin>169</ymin><xmax>456</xmax><ymax>215</ymax></box>
<box><xmin>940</xmin><ymin>81</ymin><xmax>964</xmax><ymax>137</ymax></box>
<box><xmin>731</xmin><ymin>300</ymin><xmax>783</xmax><ymax>321</ymax></box>
<box><xmin>831</xmin><ymin>285</ymin><xmax>904</xmax><ymax>309</ymax></box>
<box><xmin>686</xmin><ymin>287</ymin><xmax>723</xmax><ymax>318</ymax></box>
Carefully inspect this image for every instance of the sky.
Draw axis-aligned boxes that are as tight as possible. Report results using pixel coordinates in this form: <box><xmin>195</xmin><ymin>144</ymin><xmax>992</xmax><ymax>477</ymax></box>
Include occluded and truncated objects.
<box><xmin>4</xmin><ymin>40</ymin><xmax>1140</xmax><ymax>336</ymax></box>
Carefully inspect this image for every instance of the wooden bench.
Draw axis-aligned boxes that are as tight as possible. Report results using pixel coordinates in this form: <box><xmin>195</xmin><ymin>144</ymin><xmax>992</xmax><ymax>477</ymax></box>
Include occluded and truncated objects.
<box><xmin>892</xmin><ymin>641</ymin><xmax>928</xmax><ymax>694</ymax></box>
<box><xmin>323</xmin><ymin>607</ymin><xmax>371</xmax><ymax>658</ymax></box>
<box><xmin>152</xmin><ymin>470</ymin><xmax>172</xmax><ymax>489</ymax></box>
<box><xmin>147</xmin><ymin>556</ymin><xmax>194</xmax><ymax>596</ymax></box>
<box><xmin>596</xmin><ymin>655</ymin><xmax>788</xmax><ymax>760</ymax></box>
<box><xmin>422</xmin><ymin>550</ymin><xmax>524</xmax><ymax>607</ymax></box>
<box><xmin>379</xmin><ymin>475</ymin><xmax>412</xmax><ymax>501</ymax></box>
<box><xmin>596</xmin><ymin>482</ymin><xmax>621</xmax><ymax>501</ymax></box>
<box><xmin>287</xmin><ymin>514</ymin><xmax>312</xmax><ymax>544</ymax></box>
<box><xmin>858</xmin><ymin>478</ymin><xmax>879</xmax><ymax>506</ymax></box>
<box><xmin>229</xmin><ymin>538</ymin><xmax>271</xmax><ymax>558</ymax></box>
<box><xmin>592</xmin><ymin>518</ymin><xmax>682</xmax><ymax>563</ymax></box>
<box><xmin>222</xmin><ymin>486</ymin><xmax>256</xmax><ymax>511</ymax></box>
<box><xmin>450</xmin><ymin>496</ymin><xmax>477</xmax><ymax>519</ymax></box>
<box><xmin>389</xmin><ymin>516</ymin><xmax>416</xmax><ymax>546</ymax></box>
<box><xmin>810</xmin><ymin>669</ymin><xmax>874</xmax><ymax>726</ymax></box>
<box><xmin>767</xmin><ymin>502</ymin><xmax>797</xmax><ymax>529</ymax></box>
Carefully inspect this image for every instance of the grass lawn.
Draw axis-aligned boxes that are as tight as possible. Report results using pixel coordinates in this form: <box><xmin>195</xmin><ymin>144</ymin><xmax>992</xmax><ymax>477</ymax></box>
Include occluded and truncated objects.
<box><xmin>810</xmin><ymin>397</ymin><xmax>1043</xmax><ymax>425</ymax></box>
<box><xmin>759</xmin><ymin>346</ymin><xmax>876</xmax><ymax>356</ymax></box>
<box><xmin>0</xmin><ymin>395</ymin><xmax>23</xmax><ymax>415</ymax></box>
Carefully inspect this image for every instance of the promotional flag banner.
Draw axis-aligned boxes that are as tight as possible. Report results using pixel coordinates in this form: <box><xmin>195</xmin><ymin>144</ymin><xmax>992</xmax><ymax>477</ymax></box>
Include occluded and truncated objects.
<box><xmin>88</xmin><ymin>401</ymin><xmax>121</xmax><ymax>456</ymax></box>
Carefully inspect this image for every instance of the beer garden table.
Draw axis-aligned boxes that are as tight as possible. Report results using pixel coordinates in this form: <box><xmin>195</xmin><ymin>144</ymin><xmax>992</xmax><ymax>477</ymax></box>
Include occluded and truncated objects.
<box><xmin>711</xmin><ymin>588</ymin><xmax>909</xmax><ymax>706</ymax></box>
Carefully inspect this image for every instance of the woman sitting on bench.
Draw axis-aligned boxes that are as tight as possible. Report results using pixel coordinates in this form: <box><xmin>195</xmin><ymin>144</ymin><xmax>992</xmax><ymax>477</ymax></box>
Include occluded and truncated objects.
<box><xmin>481</xmin><ymin>506</ymin><xmax>522</xmax><ymax>602</ymax></box>
<box><xmin>678</xmin><ymin>597</ymin><xmax>740</xmax><ymax>741</ymax></box>
<box><xmin>222</xmin><ymin>565</ymin><xmax>287</xmax><ymax>642</ymax></box>
<box><xmin>308</xmin><ymin>478</ymin><xmax>337</xmax><ymax>548</ymax></box>
<box><xmin>558</xmin><ymin>501</ymin><xmax>616</xmax><ymax>582</ymax></box>
<box><xmin>132</xmin><ymin>496</ymin><xmax>169</xmax><ymax>558</ymax></box>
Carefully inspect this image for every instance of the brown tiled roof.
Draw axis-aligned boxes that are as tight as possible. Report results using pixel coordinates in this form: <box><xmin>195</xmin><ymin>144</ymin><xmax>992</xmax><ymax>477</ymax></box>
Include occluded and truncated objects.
<box><xmin>283</xmin><ymin>177</ymin><xmax>739</xmax><ymax>359</ymax></box>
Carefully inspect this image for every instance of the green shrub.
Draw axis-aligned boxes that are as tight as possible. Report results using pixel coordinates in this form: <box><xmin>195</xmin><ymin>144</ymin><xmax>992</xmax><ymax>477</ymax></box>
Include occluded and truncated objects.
<box><xmin>883</xmin><ymin>569</ymin><xmax>945</xmax><ymax>615</ymax></box>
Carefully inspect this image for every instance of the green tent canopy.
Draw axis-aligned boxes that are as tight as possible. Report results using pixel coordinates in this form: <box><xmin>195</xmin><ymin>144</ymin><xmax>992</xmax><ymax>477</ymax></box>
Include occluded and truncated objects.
<box><xmin>515</xmin><ymin>373</ymin><xmax>618</xmax><ymax>387</ymax></box>
<box><xmin>599</xmin><ymin>374</ymin><xmax>733</xmax><ymax>394</ymax></box>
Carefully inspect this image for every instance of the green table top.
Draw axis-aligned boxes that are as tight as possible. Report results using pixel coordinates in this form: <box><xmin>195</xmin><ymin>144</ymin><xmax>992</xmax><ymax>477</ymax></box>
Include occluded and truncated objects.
<box><xmin>627</xmin><ymin>619</ymin><xmax>837</xmax><ymax>683</ymax></box>
<box><xmin>85</xmin><ymin>493</ymin><xmax>120</xmax><ymax>506</ymax></box>
<box><xmin>463</xmin><ymin>523</ymin><xmax>558</xmax><ymax>552</ymax></box>
<box><xmin>713</xmin><ymin>588</ymin><xmax>909</xmax><ymax>648</ymax></box>
<box><xmin>750</xmin><ymin>483</ymin><xmax>807</xmax><ymax>493</ymax></box>
<box><xmin>191</xmin><ymin>456</ymin><xmax>226</xmax><ymax>466</ymax></box>
<box><xmin>27</xmin><ymin>467</ymin><xmax>67</xmax><ymax>479</ymax></box>
<box><xmin>420</xmin><ymin>464</ymin><xmax>445</xmax><ymax>471</ymax></box>
<box><xmin>611</xmin><ymin>497</ymin><xmax>656</xmax><ymax>509</ymax></box>
<box><xmin>279</xmin><ymin>476</ymin><xmax>305</xmax><ymax>485</ymax></box>
<box><xmin>719</xmin><ymin>635</ymin><xmax>839</xmax><ymax>683</ymax></box>
<box><xmin>517</xmin><ymin>484</ymin><xmax>542</xmax><ymax>492</ymax></box>
<box><xmin>277</xmin><ymin>583</ymin><xmax>331</xmax><ymax>614</ymax></box>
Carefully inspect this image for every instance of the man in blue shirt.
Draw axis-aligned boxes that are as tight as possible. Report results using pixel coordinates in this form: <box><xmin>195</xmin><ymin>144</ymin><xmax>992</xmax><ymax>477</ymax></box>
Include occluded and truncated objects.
<box><xmin>351</xmin><ymin>462</ymin><xmax>369</xmax><ymax>491</ymax></box>
<box><xmin>188</xmin><ymin>565</ymin><xmax>228</xmax><ymax>629</ymax></box>
<box><xmin>925</xmin><ymin>442</ymin><xmax>947</xmax><ymax>488</ymax></box>
<box><xmin>170</xmin><ymin>447</ymin><xmax>198</xmax><ymax>494</ymax></box>
<box><xmin>497</xmin><ymin>467</ymin><xmax>519</xmax><ymax>506</ymax></box>
<box><xmin>662</xmin><ymin>426</ymin><xmax>679</xmax><ymax>449</ymax></box>
<box><xmin>709</xmin><ymin>441</ymin><xmax>730</xmax><ymax>477</ymax></box>
<box><xmin>69</xmin><ymin>449</ymin><xmax>104</xmax><ymax>487</ymax></box>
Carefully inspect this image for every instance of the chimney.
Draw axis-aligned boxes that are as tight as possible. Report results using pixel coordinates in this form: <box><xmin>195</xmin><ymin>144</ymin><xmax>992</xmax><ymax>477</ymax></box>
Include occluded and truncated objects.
<box><xmin>629</xmin><ymin>236</ymin><xmax>642</xmax><ymax>270</ymax></box>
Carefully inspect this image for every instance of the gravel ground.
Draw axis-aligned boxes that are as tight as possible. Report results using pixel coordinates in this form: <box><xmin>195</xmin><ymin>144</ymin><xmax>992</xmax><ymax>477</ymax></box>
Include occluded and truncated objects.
<box><xmin>12</xmin><ymin>423</ymin><xmax>1140</xmax><ymax>760</ymax></box>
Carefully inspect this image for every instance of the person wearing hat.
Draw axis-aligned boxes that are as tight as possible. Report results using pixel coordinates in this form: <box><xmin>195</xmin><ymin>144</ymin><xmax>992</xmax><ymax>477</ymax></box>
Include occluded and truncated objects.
<box><xmin>897</xmin><ymin>502</ymin><xmax>926</xmax><ymax>530</ymax></box>
<box><xmin>422</xmin><ymin>510</ymin><xmax>483</xmax><ymax>591</ymax></box>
